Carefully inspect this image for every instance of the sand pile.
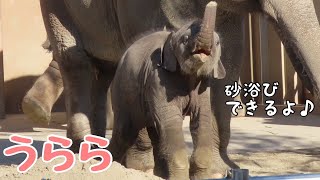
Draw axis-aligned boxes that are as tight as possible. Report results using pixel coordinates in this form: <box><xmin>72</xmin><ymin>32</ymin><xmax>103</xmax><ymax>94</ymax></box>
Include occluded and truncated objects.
<box><xmin>0</xmin><ymin>155</ymin><xmax>163</xmax><ymax>180</ymax></box>
<box><xmin>1</xmin><ymin>149</ymin><xmax>320</xmax><ymax>179</ymax></box>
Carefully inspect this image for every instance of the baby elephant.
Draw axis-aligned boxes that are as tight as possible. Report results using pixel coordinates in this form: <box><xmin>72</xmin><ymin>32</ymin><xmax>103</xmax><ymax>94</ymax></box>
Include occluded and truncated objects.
<box><xmin>108</xmin><ymin>2</ymin><xmax>226</xmax><ymax>179</ymax></box>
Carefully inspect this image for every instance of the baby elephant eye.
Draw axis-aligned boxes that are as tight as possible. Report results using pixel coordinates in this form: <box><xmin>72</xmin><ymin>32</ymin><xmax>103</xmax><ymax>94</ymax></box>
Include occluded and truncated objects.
<box><xmin>216</xmin><ymin>39</ymin><xmax>220</xmax><ymax>46</ymax></box>
<box><xmin>183</xmin><ymin>35</ymin><xmax>189</xmax><ymax>45</ymax></box>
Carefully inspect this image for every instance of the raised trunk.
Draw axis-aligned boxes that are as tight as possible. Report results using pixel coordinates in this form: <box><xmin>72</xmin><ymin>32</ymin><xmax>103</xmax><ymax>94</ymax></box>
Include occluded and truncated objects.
<box><xmin>260</xmin><ymin>0</ymin><xmax>320</xmax><ymax>98</ymax></box>
<box><xmin>195</xmin><ymin>2</ymin><xmax>217</xmax><ymax>54</ymax></box>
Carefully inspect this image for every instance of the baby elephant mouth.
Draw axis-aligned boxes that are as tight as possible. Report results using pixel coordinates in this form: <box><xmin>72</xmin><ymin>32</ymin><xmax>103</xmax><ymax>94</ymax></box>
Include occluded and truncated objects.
<box><xmin>192</xmin><ymin>48</ymin><xmax>211</xmax><ymax>63</ymax></box>
<box><xmin>193</xmin><ymin>48</ymin><xmax>211</xmax><ymax>56</ymax></box>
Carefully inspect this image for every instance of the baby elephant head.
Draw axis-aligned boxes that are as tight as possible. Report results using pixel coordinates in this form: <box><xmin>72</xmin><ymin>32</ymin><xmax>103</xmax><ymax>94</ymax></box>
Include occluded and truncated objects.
<box><xmin>161</xmin><ymin>1</ymin><xmax>226</xmax><ymax>79</ymax></box>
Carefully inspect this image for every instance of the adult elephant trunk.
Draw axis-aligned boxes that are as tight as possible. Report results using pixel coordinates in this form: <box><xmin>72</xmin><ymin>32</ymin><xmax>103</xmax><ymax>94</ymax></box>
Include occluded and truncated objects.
<box><xmin>194</xmin><ymin>1</ymin><xmax>217</xmax><ymax>56</ymax></box>
<box><xmin>260</xmin><ymin>0</ymin><xmax>320</xmax><ymax>97</ymax></box>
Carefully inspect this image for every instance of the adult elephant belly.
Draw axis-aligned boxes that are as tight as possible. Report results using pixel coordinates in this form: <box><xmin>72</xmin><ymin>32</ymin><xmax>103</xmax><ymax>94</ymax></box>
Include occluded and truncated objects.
<box><xmin>215</xmin><ymin>0</ymin><xmax>258</xmax><ymax>13</ymax></box>
<box><xmin>114</xmin><ymin>0</ymin><xmax>169</xmax><ymax>45</ymax></box>
<box><xmin>64</xmin><ymin>0</ymin><xmax>126</xmax><ymax>62</ymax></box>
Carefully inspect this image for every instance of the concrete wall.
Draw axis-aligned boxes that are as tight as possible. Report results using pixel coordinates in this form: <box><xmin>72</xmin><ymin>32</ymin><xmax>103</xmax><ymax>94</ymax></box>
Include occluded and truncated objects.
<box><xmin>1</xmin><ymin>0</ymin><xmax>64</xmax><ymax>114</ymax></box>
<box><xmin>3</xmin><ymin>0</ymin><xmax>51</xmax><ymax>81</ymax></box>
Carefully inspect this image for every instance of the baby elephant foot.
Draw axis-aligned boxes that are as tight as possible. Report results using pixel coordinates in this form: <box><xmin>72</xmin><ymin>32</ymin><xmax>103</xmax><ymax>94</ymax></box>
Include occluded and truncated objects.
<box><xmin>190</xmin><ymin>148</ymin><xmax>230</xmax><ymax>180</ymax></box>
<box><xmin>124</xmin><ymin>128</ymin><xmax>154</xmax><ymax>172</ymax></box>
<box><xmin>154</xmin><ymin>149</ymin><xmax>190</xmax><ymax>180</ymax></box>
<box><xmin>190</xmin><ymin>161</ymin><xmax>230</xmax><ymax>180</ymax></box>
<box><xmin>125</xmin><ymin>146</ymin><xmax>154</xmax><ymax>172</ymax></box>
<box><xmin>210</xmin><ymin>158</ymin><xmax>232</xmax><ymax>179</ymax></box>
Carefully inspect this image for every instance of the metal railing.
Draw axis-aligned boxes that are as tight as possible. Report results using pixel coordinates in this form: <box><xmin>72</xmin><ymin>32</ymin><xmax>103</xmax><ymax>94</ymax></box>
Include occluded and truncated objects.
<box><xmin>212</xmin><ymin>169</ymin><xmax>320</xmax><ymax>180</ymax></box>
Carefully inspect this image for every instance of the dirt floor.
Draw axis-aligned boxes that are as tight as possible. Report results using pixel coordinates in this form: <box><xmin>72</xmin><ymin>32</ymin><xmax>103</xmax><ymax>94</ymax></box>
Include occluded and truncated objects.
<box><xmin>0</xmin><ymin>157</ymin><xmax>162</xmax><ymax>180</ymax></box>
<box><xmin>0</xmin><ymin>111</ymin><xmax>320</xmax><ymax>179</ymax></box>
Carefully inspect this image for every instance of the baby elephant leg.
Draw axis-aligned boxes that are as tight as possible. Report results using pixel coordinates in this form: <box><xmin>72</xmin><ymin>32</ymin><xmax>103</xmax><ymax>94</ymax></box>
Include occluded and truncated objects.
<box><xmin>190</xmin><ymin>90</ymin><xmax>229</xmax><ymax>179</ymax></box>
<box><xmin>189</xmin><ymin>115</ymin><xmax>228</xmax><ymax>179</ymax></box>
<box><xmin>148</xmin><ymin>109</ymin><xmax>189</xmax><ymax>180</ymax></box>
<box><xmin>124</xmin><ymin>128</ymin><xmax>154</xmax><ymax>172</ymax></box>
<box><xmin>108</xmin><ymin>111</ymin><xmax>138</xmax><ymax>163</ymax></box>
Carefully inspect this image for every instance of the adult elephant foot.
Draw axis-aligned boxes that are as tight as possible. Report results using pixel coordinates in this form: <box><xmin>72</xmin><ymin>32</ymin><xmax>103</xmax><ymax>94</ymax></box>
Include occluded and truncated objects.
<box><xmin>22</xmin><ymin>59</ymin><xmax>63</xmax><ymax>124</ymax></box>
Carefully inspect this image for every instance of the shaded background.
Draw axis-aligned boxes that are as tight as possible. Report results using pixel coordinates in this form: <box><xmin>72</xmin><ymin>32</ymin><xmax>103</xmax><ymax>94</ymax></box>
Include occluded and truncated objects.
<box><xmin>0</xmin><ymin>0</ymin><xmax>64</xmax><ymax>115</ymax></box>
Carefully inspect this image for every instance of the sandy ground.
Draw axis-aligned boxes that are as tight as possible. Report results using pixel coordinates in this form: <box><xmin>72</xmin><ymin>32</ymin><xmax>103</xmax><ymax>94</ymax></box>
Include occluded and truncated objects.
<box><xmin>0</xmin><ymin>110</ymin><xmax>320</xmax><ymax>179</ymax></box>
<box><xmin>0</xmin><ymin>156</ymin><xmax>162</xmax><ymax>180</ymax></box>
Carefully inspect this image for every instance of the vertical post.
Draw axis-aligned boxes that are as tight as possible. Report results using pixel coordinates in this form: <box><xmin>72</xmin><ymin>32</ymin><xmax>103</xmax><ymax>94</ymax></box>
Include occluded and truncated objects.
<box><xmin>265</xmin><ymin>19</ymin><xmax>284</xmax><ymax>105</ymax></box>
<box><xmin>251</xmin><ymin>14</ymin><xmax>265</xmax><ymax>104</ymax></box>
<box><xmin>283</xmin><ymin>44</ymin><xmax>303</xmax><ymax>104</ymax></box>
<box><xmin>239</xmin><ymin>13</ymin><xmax>253</xmax><ymax>104</ymax></box>
<box><xmin>240</xmin><ymin>13</ymin><xmax>252</xmax><ymax>86</ymax></box>
<box><xmin>0</xmin><ymin>0</ymin><xmax>5</xmax><ymax>119</ymax></box>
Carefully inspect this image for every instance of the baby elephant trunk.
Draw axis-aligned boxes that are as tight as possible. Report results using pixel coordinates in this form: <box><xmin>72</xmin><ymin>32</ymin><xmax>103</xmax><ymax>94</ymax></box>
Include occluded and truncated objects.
<box><xmin>194</xmin><ymin>1</ymin><xmax>217</xmax><ymax>58</ymax></box>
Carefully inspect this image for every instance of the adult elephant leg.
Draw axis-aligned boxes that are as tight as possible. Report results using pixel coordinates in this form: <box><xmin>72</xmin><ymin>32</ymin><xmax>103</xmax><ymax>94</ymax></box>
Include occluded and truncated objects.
<box><xmin>260</xmin><ymin>0</ymin><xmax>320</xmax><ymax>99</ymax></box>
<box><xmin>22</xmin><ymin>58</ymin><xmax>63</xmax><ymax>123</ymax></box>
<box><xmin>62</xmin><ymin>55</ymin><xmax>94</xmax><ymax>153</ymax></box>
<box><xmin>124</xmin><ymin>128</ymin><xmax>154</xmax><ymax>172</ymax></box>
<box><xmin>40</xmin><ymin>0</ymin><xmax>93</xmax><ymax>152</ymax></box>
<box><xmin>211</xmin><ymin>11</ymin><xmax>246</xmax><ymax>169</ymax></box>
<box><xmin>91</xmin><ymin>61</ymin><xmax>116</xmax><ymax>137</ymax></box>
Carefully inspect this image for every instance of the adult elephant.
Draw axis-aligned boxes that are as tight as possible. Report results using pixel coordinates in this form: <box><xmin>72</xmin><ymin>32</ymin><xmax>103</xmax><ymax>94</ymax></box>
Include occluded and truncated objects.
<box><xmin>22</xmin><ymin>0</ymin><xmax>320</xmax><ymax>176</ymax></box>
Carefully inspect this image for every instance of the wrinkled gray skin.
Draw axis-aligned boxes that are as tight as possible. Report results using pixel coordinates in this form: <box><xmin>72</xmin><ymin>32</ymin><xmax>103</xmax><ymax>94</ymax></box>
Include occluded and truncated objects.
<box><xmin>22</xmin><ymin>0</ymin><xmax>320</xmax><ymax>176</ymax></box>
<box><xmin>109</xmin><ymin>9</ymin><xmax>226</xmax><ymax>178</ymax></box>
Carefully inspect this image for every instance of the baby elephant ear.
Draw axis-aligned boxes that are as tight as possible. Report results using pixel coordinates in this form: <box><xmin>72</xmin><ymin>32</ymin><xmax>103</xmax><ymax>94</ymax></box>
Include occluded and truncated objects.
<box><xmin>213</xmin><ymin>60</ymin><xmax>226</xmax><ymax>79</ymax></box>
<box><xmin>161</xmin><ymin>33</ymin><xmax>177</xmax><ymax>72</ymax></box>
